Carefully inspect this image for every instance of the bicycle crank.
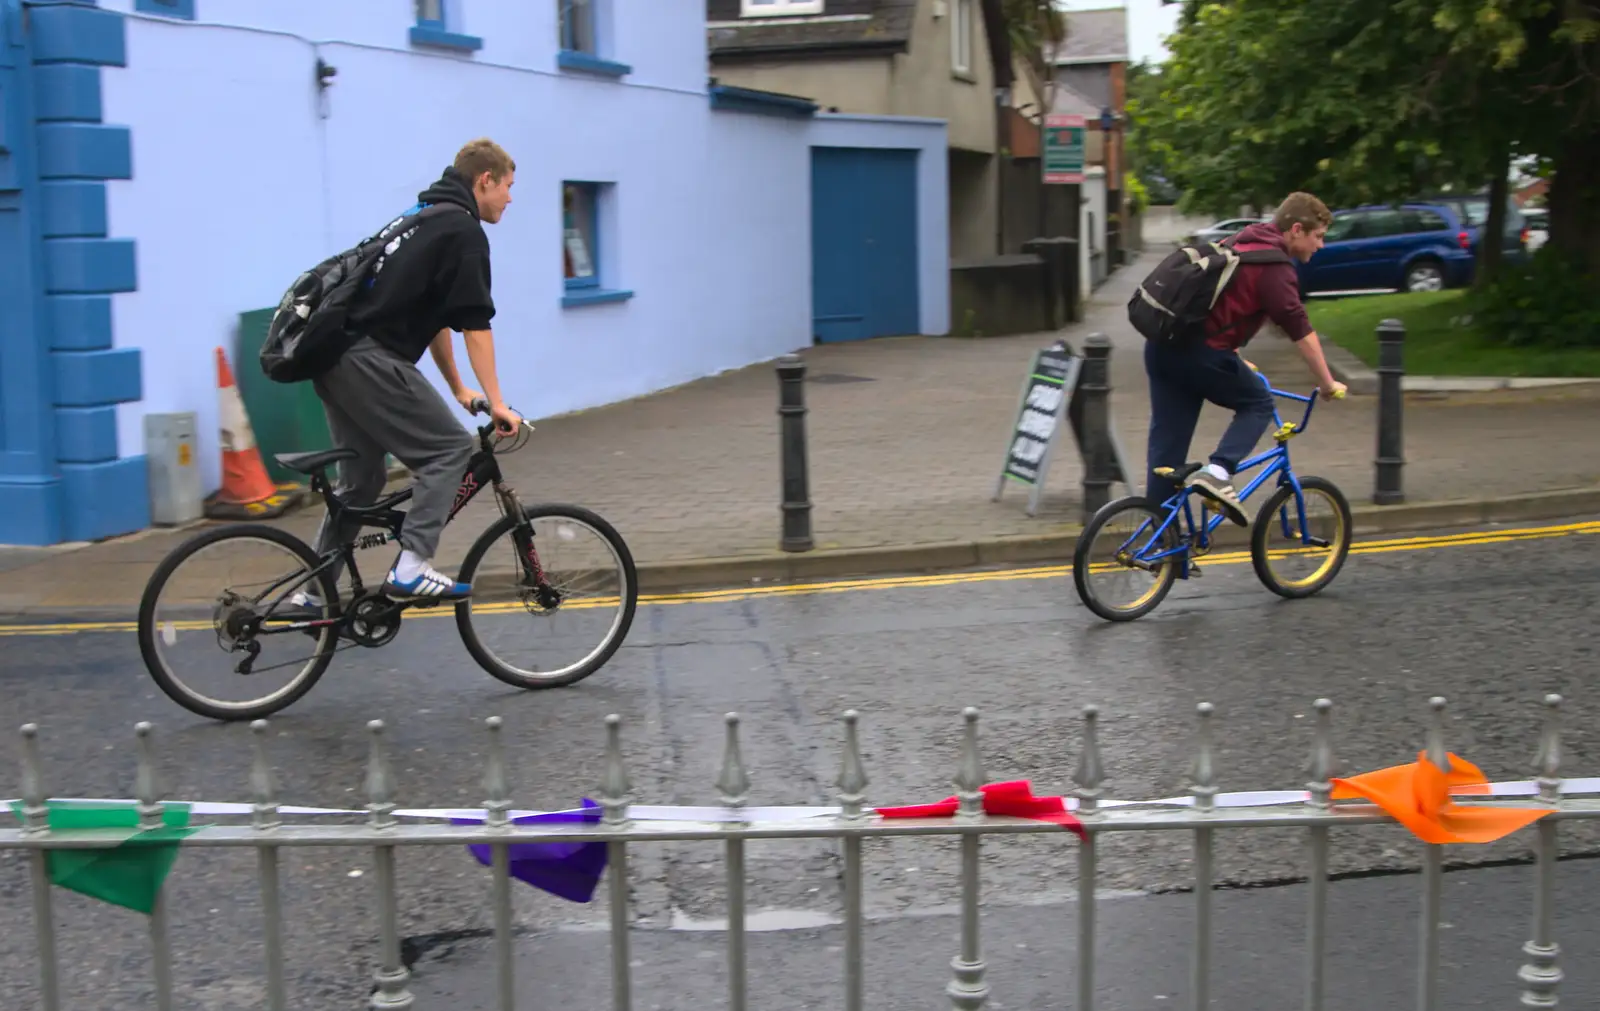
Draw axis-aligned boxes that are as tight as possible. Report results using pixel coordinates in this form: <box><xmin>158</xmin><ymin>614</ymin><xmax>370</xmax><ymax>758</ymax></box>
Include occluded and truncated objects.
<box><xmin>346</xmin><ymin>592</ymin><xmax>404</xmax><ymax>647</ymax></box>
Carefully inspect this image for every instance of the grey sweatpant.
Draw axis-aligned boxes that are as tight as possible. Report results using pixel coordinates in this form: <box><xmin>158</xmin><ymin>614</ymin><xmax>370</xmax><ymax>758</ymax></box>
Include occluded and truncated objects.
<box><xmin>310</xmin><ymin>336</ymin><xmax>475</xmax><ymax>573</ymax></box>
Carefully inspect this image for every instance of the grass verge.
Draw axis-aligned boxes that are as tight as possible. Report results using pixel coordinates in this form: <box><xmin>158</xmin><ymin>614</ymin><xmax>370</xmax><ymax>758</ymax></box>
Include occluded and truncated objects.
<box><xmin>1306</xmin><ymin>289</ymin><xmax>1600</xmax><ymax>377</ymax></box>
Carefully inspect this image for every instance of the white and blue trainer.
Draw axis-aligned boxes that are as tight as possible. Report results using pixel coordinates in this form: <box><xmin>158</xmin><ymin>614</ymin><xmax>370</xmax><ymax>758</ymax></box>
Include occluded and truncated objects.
<box><xmin>383</xmin><ymin>562</ymin><xmax>472</xmax><ymax>601</ymax></box>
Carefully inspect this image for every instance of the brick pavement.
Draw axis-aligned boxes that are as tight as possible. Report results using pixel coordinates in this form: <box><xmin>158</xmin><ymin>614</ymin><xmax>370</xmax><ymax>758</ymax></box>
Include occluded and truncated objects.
<box><xmin>5</xmin><ymin>252</ymin><xmax>1600</xmax><ymax>613</ymax></box>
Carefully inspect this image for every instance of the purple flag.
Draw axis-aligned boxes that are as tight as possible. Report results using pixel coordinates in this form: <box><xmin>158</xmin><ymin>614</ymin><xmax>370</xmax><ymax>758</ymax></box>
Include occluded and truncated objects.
<box><xmin>456</xmin><ymin>798</ymin><xmax>608</xmax><ymax>903</ymax></box>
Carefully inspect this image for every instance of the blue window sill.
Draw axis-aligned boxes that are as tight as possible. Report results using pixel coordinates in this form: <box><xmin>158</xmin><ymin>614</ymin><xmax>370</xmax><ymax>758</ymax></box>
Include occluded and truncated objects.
<box><xmin>562</xmin><ymin>288</ymin><xmax>634</xmax><ymax>308</ymax></box>
<box><xmin>409</xmin><ymin>25</ymin><xmax>484</xmax><ymax>52</ymax></box>
<box><xmin>558</xmin><ymin>50</ymin><xmax>631</xmax><ymax>78</ymax></box>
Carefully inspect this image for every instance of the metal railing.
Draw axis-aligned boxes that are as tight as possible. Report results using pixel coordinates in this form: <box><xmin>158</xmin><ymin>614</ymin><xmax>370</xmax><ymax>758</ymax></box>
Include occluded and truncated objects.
<box><xmin>4</xmin><ymin>694</ymin><xmax>1584</xmax><ymax>1011</ymax></box>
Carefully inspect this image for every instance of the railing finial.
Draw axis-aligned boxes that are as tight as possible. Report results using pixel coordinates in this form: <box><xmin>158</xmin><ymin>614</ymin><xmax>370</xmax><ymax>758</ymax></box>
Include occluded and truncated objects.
<box><xmin>1074</xmin><ymin>704</ymin><xmax>1104</xmax><ymax>816</ymax></box>
<box><xmin>954</xmin><ymin>708</ymin><xmax>985</xmax><ymax>819</ymax></box>
<box><xmin>836</xmin><ymin>709</ymin><xmax>870</xmax><ymax>821</ymax></box>
<box><xmin>715</xmin><ymin>712</ymin><xmax>752</xmax><ymax>811</ymax></box>
<box><xmin>250</xmin><ymin>719</ymin><xmax>280</xmax><ymax>831</ymax></box>
<box><xmin>599</xmin><ymin>714</ymin><xmax>633</xmax><ymax>827</ymax></box>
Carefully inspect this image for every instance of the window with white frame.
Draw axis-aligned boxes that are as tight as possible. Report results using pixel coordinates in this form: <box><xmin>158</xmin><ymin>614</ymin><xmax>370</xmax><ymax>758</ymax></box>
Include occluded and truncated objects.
<box><xmin>741</xmin><ymin>0</ymin><xmax>825</xmax><ymax>16</ymax></box>
<box><xmin>951</xmin><ymin>0</ymin><xmax>973</xmax><ymax>74</ymax></box>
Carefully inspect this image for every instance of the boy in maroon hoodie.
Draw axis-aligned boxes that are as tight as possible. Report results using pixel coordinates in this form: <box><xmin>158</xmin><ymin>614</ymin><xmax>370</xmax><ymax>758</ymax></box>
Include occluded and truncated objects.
<box><xmin>1145</xmin><ymin>192</ymin><xmax>1347</xmax><ymax>525</ymax></box>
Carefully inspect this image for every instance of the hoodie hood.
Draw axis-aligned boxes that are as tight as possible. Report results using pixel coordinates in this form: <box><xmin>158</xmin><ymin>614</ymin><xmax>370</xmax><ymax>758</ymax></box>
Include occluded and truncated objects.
<box><xmin>1229</xmin><ymin>221</ymin><xmax>1287</xmax><ymax>251</ymax></box>
<box><xmin>417</xmin><ymin>166</ymin><xmax>480</xmax><ymax>219</ymax></box>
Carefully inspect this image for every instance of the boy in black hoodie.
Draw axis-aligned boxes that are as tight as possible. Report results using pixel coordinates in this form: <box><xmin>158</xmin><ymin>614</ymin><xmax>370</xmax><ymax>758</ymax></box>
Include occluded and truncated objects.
<box><xmin>301</xmin><ymin>138</ymin><xmax>519</xmax><ymax>604</ymax></box>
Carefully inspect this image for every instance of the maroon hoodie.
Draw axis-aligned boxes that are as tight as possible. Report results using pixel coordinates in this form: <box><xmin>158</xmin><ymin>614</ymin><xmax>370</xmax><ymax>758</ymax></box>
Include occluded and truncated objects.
<box><xmin>1204</xmin><ymin>221</ymin><xmax>1314</xmax><ymax>351</ymax></box>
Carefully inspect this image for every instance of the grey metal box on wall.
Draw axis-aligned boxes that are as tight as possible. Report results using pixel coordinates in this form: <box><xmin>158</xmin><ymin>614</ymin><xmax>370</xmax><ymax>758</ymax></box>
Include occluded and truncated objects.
<box><xmin>145</xmin><ymin>413</ymin><xmax>204</xmax><ymax>526</ymax></box>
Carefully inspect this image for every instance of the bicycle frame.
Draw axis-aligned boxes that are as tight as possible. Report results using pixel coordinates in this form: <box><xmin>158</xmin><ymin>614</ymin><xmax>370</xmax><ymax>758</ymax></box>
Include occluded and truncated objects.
<box><xmin>254</xmin><ymin>417</ymin><xmax>535</xmax><ymax>633</ymax></box>
<box><xmin>1121</xmin><ymin>370</ymin><xmax>1327</xmax><ymax>577</ymax></box>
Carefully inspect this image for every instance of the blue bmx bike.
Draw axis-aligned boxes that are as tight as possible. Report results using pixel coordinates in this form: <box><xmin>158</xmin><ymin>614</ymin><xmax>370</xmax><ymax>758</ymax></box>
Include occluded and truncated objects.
<box><xmin>1072</xmin><ymin>369</ymin><xmax>1353</xmax><ymax>622</ymax></box>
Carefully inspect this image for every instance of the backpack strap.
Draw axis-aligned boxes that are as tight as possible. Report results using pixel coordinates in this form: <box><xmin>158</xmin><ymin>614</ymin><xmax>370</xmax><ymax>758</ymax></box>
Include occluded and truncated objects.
<box><xmin>1235</xmin><ymin>248</ymin><xmax>1292</xmax><ymax>264</ymax></box>
<box><xmin>1218</xmin><ymin>233</ymin><xmax>1292</xmax><ymax>264</ymax></box>
<box><xmin>1204</xmin><ymin>235</ymin><xmax>1293</xmax><ymax>338</ymax></box>
<box><xmin>368</xmin><ymin>201</ymin><xmax>472</xmax><ymax>247</ymax></box>
<box><xmin>415</xmin><ymin>202</ymin><xmax>473</xmax><ymax>222</ymax></box>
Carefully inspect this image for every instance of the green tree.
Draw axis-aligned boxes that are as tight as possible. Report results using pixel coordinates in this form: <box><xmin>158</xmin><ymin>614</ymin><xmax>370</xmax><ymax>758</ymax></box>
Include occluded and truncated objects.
<box><xmin>1001</xmin><ymin>0</ymin><xmax>1068</xmax><ymax>113</ymax></box>
<box><xmin>1137</xmin><ymin>0</ymin><xmax>1599</xmax><ymax>277</ymax></box>
<box><xmin>1123</xmin><ymin>59</ymin><xmax>1180</xmax><ymax>204</ymax></box>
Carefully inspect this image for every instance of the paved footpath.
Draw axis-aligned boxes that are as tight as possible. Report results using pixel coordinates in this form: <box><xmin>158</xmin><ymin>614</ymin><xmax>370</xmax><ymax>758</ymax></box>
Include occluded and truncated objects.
<box><xmin>4</xmin><ymin>252</ymin><xmax>1600</xmax><ymax>614</ymax></box>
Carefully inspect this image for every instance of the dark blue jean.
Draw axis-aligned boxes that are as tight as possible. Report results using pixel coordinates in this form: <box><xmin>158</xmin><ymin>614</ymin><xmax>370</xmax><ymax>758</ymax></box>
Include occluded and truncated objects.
<box><xmin>1144</xmin><ymin>340</ymin><xmax>1276</xmax><ymax>505</ymax></box>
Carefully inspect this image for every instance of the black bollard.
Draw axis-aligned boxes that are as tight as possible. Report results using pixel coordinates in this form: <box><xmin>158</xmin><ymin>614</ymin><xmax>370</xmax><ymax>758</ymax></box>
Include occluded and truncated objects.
<box><xmin>776</xmin><ymin>354</ymin><xmax>814</xmax><ymax>552</ymax></box>
<box><xmin>1079</xmin><ymin>333</ymin><xmax>1114</xmax><ymax>521</ymax></box>
<box><xmin>1373</xmin><ymin>319</ymin><xmax>1405</xmax><ymax>505</ymax></box>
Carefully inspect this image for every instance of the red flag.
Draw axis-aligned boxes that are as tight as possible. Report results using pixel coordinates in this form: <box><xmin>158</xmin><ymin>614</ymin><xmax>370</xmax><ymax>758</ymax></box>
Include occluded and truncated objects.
<box><xmin>876</xmin><ymin>780</ymin><xmax>1085</xmax><ymax>838</ymax></box>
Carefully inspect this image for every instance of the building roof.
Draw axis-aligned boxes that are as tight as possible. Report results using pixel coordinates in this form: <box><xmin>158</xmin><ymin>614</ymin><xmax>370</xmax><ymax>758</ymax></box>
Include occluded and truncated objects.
<box><xmin>1050</xmin><ymin>7</ymin><xmax>1128</xmax><ymax>64</ymax></box>
<box><xmin>1048</xmin><ymin>81</ymin><xmax>1103</xmax><ymax>117</ymax></box>
<box><xmin>707</xmin><ymin>0</ymin><xmax>1012</xmax><ymax>86</ymax></box>
<box><xmin>707</xmin><ymin>0</ymin><xmax>917</xmax><ymax>61</ymax></box>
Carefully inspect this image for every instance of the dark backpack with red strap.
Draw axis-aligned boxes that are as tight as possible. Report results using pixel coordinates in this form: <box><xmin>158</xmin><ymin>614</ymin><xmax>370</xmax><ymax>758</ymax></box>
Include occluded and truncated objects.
<box><xmin>1128</xmin><ymin>236</ymin><xmax>1291</xmax><ymax>348</ymax></box>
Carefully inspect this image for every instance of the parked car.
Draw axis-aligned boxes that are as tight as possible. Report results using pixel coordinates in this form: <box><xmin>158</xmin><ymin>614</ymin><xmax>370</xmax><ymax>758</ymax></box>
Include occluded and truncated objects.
<box><xmin>1184</xmin><ymin>217</ymin><xmax>1266</xmax><ymax>247</ymax></box>
<box><xmin>1418</xmin><ymin>191</ymin><xmax>1531</xmax><ymax>267</ymax></box>
<box><xmin>1523</xmin><ymin>206</ymin><xmax>1548</xmax><ymax>252</ymax></box>
<box><xmin>1295</xmin><ymin>200</ymin><xmax>1527</xmax><ymax>296</ymax></box>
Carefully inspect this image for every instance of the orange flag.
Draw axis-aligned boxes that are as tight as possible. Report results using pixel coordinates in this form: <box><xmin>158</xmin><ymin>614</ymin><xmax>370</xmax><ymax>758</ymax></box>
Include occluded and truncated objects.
<box><xmin>1330</xmin><ymin>751</ymin><xmax>1555</xmax><ymax>845</ymax></box>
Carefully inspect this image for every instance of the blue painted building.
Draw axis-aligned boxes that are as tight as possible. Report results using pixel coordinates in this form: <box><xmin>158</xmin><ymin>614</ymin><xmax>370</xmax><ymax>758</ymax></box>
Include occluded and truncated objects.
<box><xmin>0</xmin><ymin>0</ymin><xmax>144</xmax><ymax>546</ymax></box>
<box><xmin>0</xmin><ymin>0</ymin><xmax>949</xmax><ymax>546</ymax></box>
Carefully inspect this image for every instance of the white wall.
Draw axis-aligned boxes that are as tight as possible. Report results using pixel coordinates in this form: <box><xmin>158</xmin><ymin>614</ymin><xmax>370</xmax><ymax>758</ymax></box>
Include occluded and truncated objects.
<box><xmin>1141</xmin><ymin>205</ymin><xmax>1215</xmax><ymax>246</ymax></box>
<box><xmin>807</xmin><ymin>114</ymin><xmax>951</xmax><ymax>336</ymax></box>
<box><xmin>1079</xmin><ymin>166</ymin><xmax>1108</xmax><ymax>290</ymax></box>
<box><xmin>98</xmin><ymin>0</ymin><xmax>817</xmax><ymax>492</ymax></box>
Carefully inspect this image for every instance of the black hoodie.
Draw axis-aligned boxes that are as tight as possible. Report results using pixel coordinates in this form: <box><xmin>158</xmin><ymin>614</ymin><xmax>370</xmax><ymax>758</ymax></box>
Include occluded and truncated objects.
<box><xmin>346</xmin><ymin>166</ymin><xmax>496</xmax><ymax>364</ymax></box>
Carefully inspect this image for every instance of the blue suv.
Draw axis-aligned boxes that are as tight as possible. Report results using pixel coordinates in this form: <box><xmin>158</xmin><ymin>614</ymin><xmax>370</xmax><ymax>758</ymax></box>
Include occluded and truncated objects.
<box><xmin>1296</xmin><ymin>199</ymin><xmax>1528</xmax><ymax>296</ymax></box>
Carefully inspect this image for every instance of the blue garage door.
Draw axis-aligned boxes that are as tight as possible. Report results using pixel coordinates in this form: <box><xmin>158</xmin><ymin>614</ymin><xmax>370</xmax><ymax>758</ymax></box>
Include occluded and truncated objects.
<box><xmin>810</xmin><ymin>146</ymin><xmax>920</xmax><ymax>344</ymax></box>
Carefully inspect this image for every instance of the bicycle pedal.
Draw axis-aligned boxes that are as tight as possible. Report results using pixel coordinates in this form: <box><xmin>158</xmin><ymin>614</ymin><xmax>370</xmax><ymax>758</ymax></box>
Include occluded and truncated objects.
<box><xmin>1187</xmin><ymin>561</ymin><xmax>1203</xmax><ymax>577</ymax></box>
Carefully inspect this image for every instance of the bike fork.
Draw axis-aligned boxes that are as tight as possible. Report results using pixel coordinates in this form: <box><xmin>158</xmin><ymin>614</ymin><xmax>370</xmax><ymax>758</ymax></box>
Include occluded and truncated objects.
<box><xmin>496</xmin><ymin>485</ymin><xmax>547</xmax><ymax>586</ymax></box>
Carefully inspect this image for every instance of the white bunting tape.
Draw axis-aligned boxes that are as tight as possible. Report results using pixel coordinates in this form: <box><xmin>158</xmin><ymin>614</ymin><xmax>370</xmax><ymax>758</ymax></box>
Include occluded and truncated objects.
<box><xmin>6</xmin><ymin>777</ymin><xmax>1594</xmax><ymax>825</ymax></box>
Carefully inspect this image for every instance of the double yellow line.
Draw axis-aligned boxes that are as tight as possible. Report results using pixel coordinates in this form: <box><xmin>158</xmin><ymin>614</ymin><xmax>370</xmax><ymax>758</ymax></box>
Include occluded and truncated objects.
<box><xmin>3</xmin><ymin>519</ymin><xmax>1595</xmax><ymax>638</ymax></box>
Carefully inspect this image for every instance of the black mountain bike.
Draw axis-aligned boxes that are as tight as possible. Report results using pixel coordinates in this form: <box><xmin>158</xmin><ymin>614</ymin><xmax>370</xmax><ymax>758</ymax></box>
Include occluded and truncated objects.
<box><xmin>137</xmin><ymin>400</ymin><xmax>638</xmax><ymax>721</ymax></box>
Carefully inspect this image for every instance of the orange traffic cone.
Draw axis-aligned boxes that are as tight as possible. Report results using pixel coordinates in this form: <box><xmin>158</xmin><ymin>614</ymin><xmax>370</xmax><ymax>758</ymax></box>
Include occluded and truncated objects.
<box><xmin>203</xmin><ymin>347</ymin><xmax>301</xmax><ymax>521</ymax></box>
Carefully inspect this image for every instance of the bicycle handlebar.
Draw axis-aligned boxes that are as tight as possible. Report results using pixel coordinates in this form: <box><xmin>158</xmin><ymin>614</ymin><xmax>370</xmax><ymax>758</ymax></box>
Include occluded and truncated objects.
<box><xmin>466</xmin><ymin>397</ymin><xmax>535</xmax><ymax>433</ymax></box>
<box><xmin>1249</xmin><ymin>367</ymin><xmax>1344</xmax><ymax>434</ymax></box>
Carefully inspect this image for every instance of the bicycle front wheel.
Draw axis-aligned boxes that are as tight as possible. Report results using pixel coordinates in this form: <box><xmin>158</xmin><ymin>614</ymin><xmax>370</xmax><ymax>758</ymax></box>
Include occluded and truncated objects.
<box><xmin>137</xmin><ymin>524</ymin><xmax>340</xmax><ymax>721</ymax></box>
<box><xmin>455</xmin><ymin>504</ymin><xmax>638</xmax><ymax>689</ymax></box>
<box><xmin>1250</xmin><ymin>476</ymin><xmax>1353</xmax><ymax>598</ymax></box>
<box><xmin>1073</xmin><ymin>496</ymin><xmax>1181</xmax><ymax>622</ymax></box>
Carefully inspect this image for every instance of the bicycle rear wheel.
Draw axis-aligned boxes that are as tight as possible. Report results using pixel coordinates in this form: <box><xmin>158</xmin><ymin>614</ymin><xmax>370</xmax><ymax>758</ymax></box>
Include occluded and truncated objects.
<box><xmin>1073</xmin><ymin>496</ymin><xmax>1182</xmax><ymax>622</ymax></box>
<box><xmin>454</xmin><ymin>504</ymin><xmax>638</xmax><ymax>689</ymax></box>
<box><xmin>137</xmin><ymin>524</ymin><xmax>340</xmax><ymax>721</ymax></box>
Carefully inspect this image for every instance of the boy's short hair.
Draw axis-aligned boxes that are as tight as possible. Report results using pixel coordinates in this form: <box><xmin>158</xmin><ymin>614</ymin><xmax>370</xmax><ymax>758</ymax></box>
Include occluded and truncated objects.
<box><xmin>454</xmin><ymin>138</ymin><xmax>516</xmax><ymax>184</ymax></box>
<box><xmin>1274</xmin><ymin>192</ymin><xmax>1332</xmax><ymax>234</ymax></box>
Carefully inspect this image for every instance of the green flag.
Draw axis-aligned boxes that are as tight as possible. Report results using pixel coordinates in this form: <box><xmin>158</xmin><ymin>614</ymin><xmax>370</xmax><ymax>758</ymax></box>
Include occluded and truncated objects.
<box><xmin>8</xmin><ymin>800</ymin><xmax>199</xmax><ymax>914</ymax></box>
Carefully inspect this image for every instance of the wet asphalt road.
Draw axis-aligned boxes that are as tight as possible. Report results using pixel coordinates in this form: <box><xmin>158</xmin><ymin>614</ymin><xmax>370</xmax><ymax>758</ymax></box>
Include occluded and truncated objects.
<box><xmin>4</xmin><ymin>518</ymin><xmax>1600</xmax><ymax>1010</ymax></box>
